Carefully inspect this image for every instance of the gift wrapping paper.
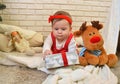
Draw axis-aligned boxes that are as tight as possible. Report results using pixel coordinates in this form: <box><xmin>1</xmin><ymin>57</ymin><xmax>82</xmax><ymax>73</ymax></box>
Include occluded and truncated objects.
<box><xmin>45</xmin><ymin>52</ymin><xmax>79</xmax><ymax>69</ymax></box>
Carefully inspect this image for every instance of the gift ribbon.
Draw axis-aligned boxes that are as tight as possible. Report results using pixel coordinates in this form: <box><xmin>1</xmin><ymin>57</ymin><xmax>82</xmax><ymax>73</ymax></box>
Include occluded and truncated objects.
<box><xmin>61</xmin><ymin>52</ymin><xmax>68</xmax><ymax>66</ymax></box>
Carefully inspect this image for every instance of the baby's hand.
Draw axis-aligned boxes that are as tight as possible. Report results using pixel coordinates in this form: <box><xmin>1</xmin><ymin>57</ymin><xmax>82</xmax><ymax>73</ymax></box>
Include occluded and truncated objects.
<box><xmin>43</xmin><ymin>50</ymin><xmax>52</xmax><ymax>59</ymax></box>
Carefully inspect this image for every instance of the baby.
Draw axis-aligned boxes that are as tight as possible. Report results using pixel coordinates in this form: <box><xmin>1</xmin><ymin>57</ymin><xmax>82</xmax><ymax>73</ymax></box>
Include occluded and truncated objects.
<box><xmin>43</xmin><ymin>11</ymin><xmax>77</xmax><ymax>58</ymax></box>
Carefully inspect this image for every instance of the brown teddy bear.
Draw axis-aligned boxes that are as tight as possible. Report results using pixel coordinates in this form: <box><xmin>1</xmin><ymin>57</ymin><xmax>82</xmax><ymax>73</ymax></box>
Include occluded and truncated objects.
<box><xmin>74</xmin><ymin>21</ymin><xmax>118</xmax><ymax>67</ymax></box>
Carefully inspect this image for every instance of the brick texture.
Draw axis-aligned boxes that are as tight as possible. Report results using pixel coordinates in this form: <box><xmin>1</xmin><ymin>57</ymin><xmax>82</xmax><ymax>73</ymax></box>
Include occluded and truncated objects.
<box><xmin>0</xmin><ymin>0</ymin><xmax>112</xmax><ymax>37</ymax></box>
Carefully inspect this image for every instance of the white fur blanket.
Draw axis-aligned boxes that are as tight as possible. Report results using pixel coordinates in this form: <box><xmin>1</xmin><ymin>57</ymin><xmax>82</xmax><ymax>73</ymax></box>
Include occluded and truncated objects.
<box><xmin>41</xmin><ymin>65</ymin><xmax>118</xmax><ymax>84</ymax></box>
<box><xmin>0</xmin><ymin>51</ymin><xmax>118</xmax><ymax>84</ymax></box>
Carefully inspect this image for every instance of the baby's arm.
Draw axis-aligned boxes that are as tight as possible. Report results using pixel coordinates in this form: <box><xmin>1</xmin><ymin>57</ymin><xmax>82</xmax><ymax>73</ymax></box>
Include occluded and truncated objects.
<box><xmin>43</xmin><ymin>34</ymin><xmax>53</xmax><ymax>57</ymax></box>
<box><xmin>68</xmin><ymin>37</ymin><xmax>78</xmax><ymax>53</ymax></box>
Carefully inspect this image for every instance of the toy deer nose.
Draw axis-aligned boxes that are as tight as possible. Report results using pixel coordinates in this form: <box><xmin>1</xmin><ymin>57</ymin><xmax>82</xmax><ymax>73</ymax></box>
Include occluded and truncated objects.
<box><xmin>90</xmin><ymin>36</ymin><xmax>100</xmax><ymax>43</ymax></box>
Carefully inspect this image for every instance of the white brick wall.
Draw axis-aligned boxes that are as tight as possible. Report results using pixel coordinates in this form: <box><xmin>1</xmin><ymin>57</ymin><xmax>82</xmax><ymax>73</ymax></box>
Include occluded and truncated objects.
<box><xmin>0</xmin><ymin>0</ymin><xmax>112</xmax><ymax>37</ymax></box>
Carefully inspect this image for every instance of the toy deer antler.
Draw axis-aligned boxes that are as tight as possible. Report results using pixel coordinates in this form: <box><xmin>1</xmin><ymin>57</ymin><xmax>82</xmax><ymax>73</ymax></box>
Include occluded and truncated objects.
<box><xmin>80</xmin><ymin>21</ymin><xmax>87</xmax><ymax>32</ymax></box>
<box><xmin>91</xmin><ymin>21</ymin><xmax>103</xmax><ymax>30</ymax></box>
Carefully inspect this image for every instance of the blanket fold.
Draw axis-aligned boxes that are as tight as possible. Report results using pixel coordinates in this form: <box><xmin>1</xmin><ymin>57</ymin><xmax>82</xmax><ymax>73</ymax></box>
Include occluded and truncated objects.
<box><xmin>0</xmin><ymin>51</ymin><xmax>118</xmax><ymax>84</ymax></box>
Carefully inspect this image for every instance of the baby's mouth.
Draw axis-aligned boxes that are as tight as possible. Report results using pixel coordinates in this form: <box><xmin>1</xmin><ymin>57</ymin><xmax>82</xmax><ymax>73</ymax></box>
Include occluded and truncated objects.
<box><xmin>57</xmin><ymin>35</ymin><xmax>63</xmax><ymax>37</ymax></box>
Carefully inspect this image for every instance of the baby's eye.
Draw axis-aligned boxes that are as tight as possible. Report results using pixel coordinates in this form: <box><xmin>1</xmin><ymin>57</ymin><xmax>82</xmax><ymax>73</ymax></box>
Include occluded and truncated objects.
<box><xmin>93</xmin><ymin>32</ymin><xmax>95</xmax><ymax>34</ymax></box>
<box><xmin>61</xmin><ymin>28</ymin><xmax>66</xmax><ymax>31</ymax></box>
<box><xmin>55</xmin><ymin>28</ymin><xmax>58</xmax><ymax>30</ymax></box>
<box><xmin>62</xmin><ymin>28</ymin><xmax>66</xmax><ymax>31</ymax></box>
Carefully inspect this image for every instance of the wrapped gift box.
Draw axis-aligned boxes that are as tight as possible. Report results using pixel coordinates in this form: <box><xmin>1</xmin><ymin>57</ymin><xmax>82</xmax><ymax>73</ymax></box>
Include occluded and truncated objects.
<box><xmin>45</xmin><ymin>52</ymin><xmax>79</xmax><ymax>69</ymax></box>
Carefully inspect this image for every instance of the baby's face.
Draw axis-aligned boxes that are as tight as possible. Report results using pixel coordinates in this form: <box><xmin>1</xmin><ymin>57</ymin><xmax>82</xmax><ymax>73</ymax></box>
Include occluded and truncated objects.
<box><xmin>52</xmin><ymin>19</ymin><xmax>71</xmax><ymax>42</ymax></box>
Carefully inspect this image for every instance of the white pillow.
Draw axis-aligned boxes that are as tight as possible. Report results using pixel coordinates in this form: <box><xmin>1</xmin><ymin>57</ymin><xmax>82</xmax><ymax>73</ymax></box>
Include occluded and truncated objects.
<box><xmin>0</xmin><ymin>24</ymin><xmax>36</xmax><ymax>39</ymax></box>
<box><xmin>28</xmin><ymin>32</ymin><xmax>43</xmax><ymax>47</ymax></box>
<box><xmin>0</xmin><ymin>34</ymin><xmax>14</xmax><ymax>52</ymax></box>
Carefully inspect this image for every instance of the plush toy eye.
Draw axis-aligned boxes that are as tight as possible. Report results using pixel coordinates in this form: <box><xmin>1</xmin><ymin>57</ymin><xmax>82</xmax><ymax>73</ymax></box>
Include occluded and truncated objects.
<box><xmin>93</xmin><ymin>32</ymin><xmax>95</xmax><ymax>35</ymax></box>
<box><xmin>89</xmin><ymin>33</ymin><xmax>92</xmax><ymax>36</ymax></box>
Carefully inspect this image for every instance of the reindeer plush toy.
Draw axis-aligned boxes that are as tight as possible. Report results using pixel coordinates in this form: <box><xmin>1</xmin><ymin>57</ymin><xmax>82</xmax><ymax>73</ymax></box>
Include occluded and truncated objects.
<box><xmin>74</xmin><ymin>21</ymin><xmax>118</xmax><ymax>67</ymax></box>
